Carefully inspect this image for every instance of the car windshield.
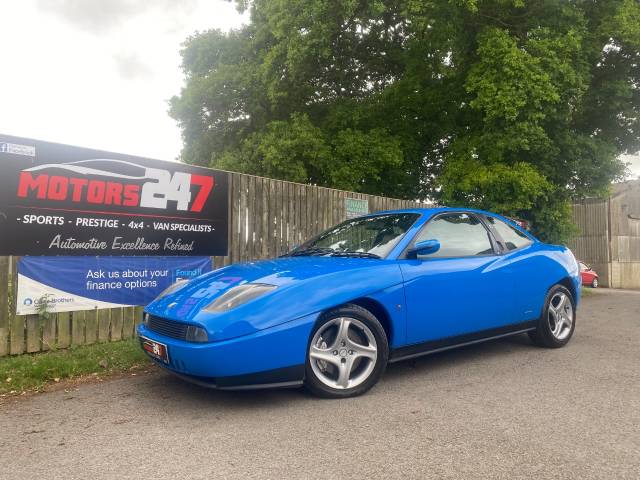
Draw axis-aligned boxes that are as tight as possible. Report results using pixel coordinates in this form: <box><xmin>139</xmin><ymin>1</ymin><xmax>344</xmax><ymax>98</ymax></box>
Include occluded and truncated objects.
<box><xmin>291</xmin><ymin>213</ymin><xmax>420</xmax><ymax>259</ymax></box>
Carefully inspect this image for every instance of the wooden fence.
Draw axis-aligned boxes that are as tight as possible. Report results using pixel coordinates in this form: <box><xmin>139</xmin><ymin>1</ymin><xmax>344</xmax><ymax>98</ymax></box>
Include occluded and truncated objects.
<box><xmin>568</xmin><ymin>180</ymin><xmax>640</xmax><ymax>289</ymax></box>
<box><xmin>0</xmin><ymin>171</ymin><xmax>423</xmax><ymax>357</ymax></box>
<box><xmin>568</xmin><ymin>198</ymin><xmax>611</xmax><ymax>287</ymax></box>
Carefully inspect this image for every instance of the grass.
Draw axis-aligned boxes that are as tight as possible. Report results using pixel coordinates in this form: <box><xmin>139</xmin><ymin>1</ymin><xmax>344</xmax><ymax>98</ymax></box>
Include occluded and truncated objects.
<box><xmin>0</xmin><ymin>339</ymin><xmax>150</xmax><ymax>395</ymax></box>
<box><xmin>581</xmin><ymin>286</ymin><xmax>594</xmax><ymax>298</ymax></box>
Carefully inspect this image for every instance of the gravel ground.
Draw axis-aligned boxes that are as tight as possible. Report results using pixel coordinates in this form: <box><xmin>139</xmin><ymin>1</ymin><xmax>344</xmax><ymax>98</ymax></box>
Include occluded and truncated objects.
<box><xmin>1</xmin><ymin>289</ymin><xmax>639</xmax><ymax>480</ymax></box>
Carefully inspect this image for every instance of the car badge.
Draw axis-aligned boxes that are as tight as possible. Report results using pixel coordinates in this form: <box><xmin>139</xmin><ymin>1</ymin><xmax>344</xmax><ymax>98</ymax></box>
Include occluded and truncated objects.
<box><xmin>168</xmin><ymin>302</ymin><xmax>178</xmax><ymax>309</ymax></box>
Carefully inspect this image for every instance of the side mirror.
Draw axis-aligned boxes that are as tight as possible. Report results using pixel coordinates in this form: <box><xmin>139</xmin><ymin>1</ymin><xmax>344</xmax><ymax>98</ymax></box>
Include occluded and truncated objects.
<box><xmin>408</xmin><ymin>239</ymin><xmax>440</xmax><ymax>258</ymax></box>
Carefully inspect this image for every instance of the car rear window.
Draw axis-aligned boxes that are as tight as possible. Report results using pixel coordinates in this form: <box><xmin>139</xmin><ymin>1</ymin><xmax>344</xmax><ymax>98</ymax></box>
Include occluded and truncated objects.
<box><xmin>486</xmin><ymin>217</ymin><xmax>532</xmax><ymax>251</ymax></box>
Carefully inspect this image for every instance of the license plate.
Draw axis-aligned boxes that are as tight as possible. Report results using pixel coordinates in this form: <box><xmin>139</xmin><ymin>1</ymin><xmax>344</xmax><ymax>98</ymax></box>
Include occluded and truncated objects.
<box><xmin>141</xmin><ymin>337</ymin><xmax>169</xmax><ymax>363</ymax></box>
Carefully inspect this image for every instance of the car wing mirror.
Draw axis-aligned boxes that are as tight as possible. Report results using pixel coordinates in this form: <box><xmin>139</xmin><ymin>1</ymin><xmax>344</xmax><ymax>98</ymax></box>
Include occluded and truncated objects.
<box><xmin>408</xmin><ymin>239</ymin><xmax>440</xmax><ymax>258</ymax></box>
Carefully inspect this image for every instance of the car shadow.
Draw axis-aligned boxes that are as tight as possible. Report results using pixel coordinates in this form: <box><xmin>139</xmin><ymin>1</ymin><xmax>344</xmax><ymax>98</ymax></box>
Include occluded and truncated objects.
<box><xmin>383</xmin><ymin>332</ymin><xmax>536</xmax><ymax>386</ymax></box>
<box><xmin>138</xmin><ymin>333</ymin><xmax>538</xmax><ymax>408</ymax></box>
<box><xmin>140</xmin><ymin>367</ymin><xmax>309</xmax><ymax>411</ymax></box>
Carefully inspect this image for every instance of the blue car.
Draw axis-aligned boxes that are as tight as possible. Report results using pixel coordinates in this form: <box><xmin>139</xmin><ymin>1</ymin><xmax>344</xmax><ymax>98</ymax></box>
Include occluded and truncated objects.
<box><xmin>138</xmin><ymin>208</ymin><xmax>580</xmax><ymax>398</ymax></box>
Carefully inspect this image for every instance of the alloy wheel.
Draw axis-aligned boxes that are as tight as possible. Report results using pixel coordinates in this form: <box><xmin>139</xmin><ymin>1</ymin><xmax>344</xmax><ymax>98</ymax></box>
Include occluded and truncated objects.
<box><xmin>309</xmin><ymin>317</ymin><xmax>378</xmax><ymax>390</ymax></box>
<box><xmin>548</xmin><ymin>292</ymin><xmax>573</xmax><ymax>341</ymax></box>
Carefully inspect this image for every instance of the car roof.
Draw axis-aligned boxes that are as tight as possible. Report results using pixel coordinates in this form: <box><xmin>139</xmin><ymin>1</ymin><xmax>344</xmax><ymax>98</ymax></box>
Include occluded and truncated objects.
<box><xmin>365</xmin><ymin>206</ymin><xmax>498</xmax><ymax>217</ymax></box>
<box><xmin>364</xmin><ymin>207</ymin><xmax>536</xmax><ymax>239</ymax></box>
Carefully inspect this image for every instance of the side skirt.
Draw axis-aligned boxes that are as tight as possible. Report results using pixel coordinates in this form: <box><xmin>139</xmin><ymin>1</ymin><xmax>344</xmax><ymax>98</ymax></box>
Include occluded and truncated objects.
<box><xmin>389</xmin><ymin>321</ymin><xmax>537</xmax><ymax>363</ymax></box>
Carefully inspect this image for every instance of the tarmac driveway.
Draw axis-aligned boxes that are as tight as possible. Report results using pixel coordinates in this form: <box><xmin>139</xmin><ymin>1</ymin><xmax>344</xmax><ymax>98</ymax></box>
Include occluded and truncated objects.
<box><xmin>1</xmin><ymin>289</ymin><xmax>639</xmax><ymax>479</ymax></box>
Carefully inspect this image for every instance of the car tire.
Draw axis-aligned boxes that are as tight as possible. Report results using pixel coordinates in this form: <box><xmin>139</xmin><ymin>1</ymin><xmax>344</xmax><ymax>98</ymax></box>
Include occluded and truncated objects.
<box><xmin>305</xmin><ymin>304</ymin><xmax>389</xmax><ymax>398</ymax></box>
<box><xmin>592</xmin><ymin>278</ymin><xmax>598</xmax><ymax>288</ymax></box>
<box><xmin>528</xmin><ymin>284</ymin><xmax>576</xmax><ymax>348</ymax></box>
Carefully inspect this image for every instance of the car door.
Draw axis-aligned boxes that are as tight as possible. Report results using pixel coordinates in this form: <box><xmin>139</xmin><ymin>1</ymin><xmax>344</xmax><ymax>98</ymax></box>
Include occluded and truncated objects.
<box><xmin>482</xmin><ymin>215</ymin><xmax>540</xmax><ymax>322</ymax></box>
<box><xmin>399</xmin><ymin>212</ymin><xmax>516</xmax><ymax>345</ymax></box>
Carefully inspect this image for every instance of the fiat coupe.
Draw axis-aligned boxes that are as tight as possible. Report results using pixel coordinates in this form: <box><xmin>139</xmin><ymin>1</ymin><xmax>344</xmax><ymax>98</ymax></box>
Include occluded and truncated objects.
<box><xmin>138</xmin><ymin>208</ymin><xmax>580</xmax><ymax>398</ymax></box>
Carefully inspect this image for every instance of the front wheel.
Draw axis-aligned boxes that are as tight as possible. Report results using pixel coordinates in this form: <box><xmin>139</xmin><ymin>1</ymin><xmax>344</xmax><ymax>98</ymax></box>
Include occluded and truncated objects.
<box><xmin>305</xmin><ymin>304</ymin><xmax>388</xmax><ymax>398</ymax></box>
<box><xmin>529</xmin><ymin>285</ymin><xmax>576</xmax><ymax>348</ymax></box>
<box><xmin>592</xmin><ymin>278</ymin><xmax>598</xmax><ymax>288</ymax></box>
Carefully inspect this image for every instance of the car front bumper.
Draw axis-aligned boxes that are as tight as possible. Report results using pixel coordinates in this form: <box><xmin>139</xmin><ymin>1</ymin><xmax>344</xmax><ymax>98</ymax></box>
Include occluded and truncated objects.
<box><xmin>136</xmin><ymin>312</ymin><xmax>318</xmax><ymax>389</ymax></box>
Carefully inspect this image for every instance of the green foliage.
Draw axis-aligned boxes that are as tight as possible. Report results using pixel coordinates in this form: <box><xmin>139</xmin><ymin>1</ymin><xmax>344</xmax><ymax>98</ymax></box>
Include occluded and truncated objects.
<box><xmin>35</xmin><ymin>294</ymin><xmax>54</xmax><ymax>321</ymax></box>
<box><xmin>580</xmin><ymin>286</ymin><xmax>594</xmax><ymax>298</ymax></box>
<box><xmin>438</xmin><ymin>158</ymin><xmax>552</xmax><ymax>213</ymax></box>
<box><xmin>170</xmin><ymin>0</ymin><xmax>640</xmax><ymax>243</ymax></box>
<box><xmin>215</xmin><ymin>113</ymin><xmax>328</xmax><ymax>184</ymax></box>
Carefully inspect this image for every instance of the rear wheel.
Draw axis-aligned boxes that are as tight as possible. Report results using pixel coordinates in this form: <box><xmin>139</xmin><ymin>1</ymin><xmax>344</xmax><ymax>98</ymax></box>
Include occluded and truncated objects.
<box><xmin>529</xmin><ymin>285</ymin><xmax>576</xmax><ymax>348</ymax></box>
<box><xmin>305</xmin><ymin>304</ymin><xmax>388</xmax><ymax>398</ymax></box>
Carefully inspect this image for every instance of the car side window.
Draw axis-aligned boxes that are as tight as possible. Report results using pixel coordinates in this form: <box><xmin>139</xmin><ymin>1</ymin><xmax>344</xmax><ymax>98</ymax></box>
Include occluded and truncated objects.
<box><xmin>414</xmin><ymin>213</ymin><xmax>494</xmax><ymax>258</ymax></box>
<box><xmin>579</xmin><ymin>262</ymin><xmax>588</xmax><ymax>271</ymax></box>
<box><xmin>485</xmin><ymin>217</ymin><xmax>532</xmax><ymax>251</ymax></box>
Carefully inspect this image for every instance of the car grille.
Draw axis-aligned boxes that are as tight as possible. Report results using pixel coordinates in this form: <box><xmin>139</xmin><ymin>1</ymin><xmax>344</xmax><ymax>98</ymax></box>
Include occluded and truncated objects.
<box><xmin>147</xmin><ymin>315</ymin><xmax>189</xmax><ymax>341</ymax></box>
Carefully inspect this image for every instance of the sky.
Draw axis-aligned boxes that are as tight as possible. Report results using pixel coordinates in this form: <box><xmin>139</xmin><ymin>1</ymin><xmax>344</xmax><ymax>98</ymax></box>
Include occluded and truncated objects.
<box><xmin>0</xmin><ymin>1</ymin><xmax>638</xmax><ymax>180</ymax></box>
<box><xmin>0</xmin><ymin>0</ymin><xmax>247</xmax><ymax>161</ymax></box>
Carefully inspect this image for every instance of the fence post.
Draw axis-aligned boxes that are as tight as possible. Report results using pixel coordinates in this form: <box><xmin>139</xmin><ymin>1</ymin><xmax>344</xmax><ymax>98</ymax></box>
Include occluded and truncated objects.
<box><xmin>57</xmin><ymin>311</ymin><xmax>71</xmax><ymax>349</ymax></box>
<box><xmin>0</xmin><ymin>257</ymin><xmax>8</xmax><ymax>356</ymax></box>
<box><xmin>85</xmin><ymin>309</ymin><xmax>98</xmax><ymax>345</ymax></box>
<box><xmin>9</xmin><ymin>257</ymin><xmax>25</xmax><ymax>355</ymax></box>
<box><xmin>71</xmin><ymin>310</ymin><xmax>86</xmax><ymax>346</ymax></box>
<box><xmin>122</xmin><ymin>307</ymin><xmax>135</xmax><ymax>339</ymax></box>
<box><xmin>110</xmin><ymin>308</ymin><xmax>123</xmax><ymax>341</ymax></box>
<box><xmin>98</xmin><ymin>309</ymin><xmax>110</xmax><ymax>342</ymax></box>
<box><xmin>25</xmin><ymin>314</ymin><xmax>40</xmax><ymax>353</ymax></box>
<box><xmin>42</xmin><ymin>311</ymin><xmax>56</xmax><ymax>351</ymax></box>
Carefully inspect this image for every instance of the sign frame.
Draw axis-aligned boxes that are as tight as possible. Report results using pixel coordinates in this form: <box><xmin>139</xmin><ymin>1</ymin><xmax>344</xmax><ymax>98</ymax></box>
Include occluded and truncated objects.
<box><xmin>344</xmin><ymin>197</ymin><xmax>369</xmax><ymax>220</ymax></box>
<box><xmin>0</xmin><ymin>134</ymin><xmax>229</xmax><ymax>256</ymax></box>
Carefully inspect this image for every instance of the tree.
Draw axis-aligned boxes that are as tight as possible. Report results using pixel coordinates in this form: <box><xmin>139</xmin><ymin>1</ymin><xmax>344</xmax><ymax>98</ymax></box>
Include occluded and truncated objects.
<box><xmin>170</xmin><ymin>0</ymin><xmax>640</xmax><ymax>243</ymax></box>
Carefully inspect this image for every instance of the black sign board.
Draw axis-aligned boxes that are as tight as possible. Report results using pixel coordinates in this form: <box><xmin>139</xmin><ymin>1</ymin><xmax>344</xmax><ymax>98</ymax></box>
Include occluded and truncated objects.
<box><xmin>0</xmin><ymin>134</ymin><xmax>229</xmax><ymax>256</ymax></box>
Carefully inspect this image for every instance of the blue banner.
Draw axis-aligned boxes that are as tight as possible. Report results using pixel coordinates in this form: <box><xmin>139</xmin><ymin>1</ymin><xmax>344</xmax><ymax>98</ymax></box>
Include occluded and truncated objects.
<box><xmin>17</xmin><ymin>256</ymin><xmax>212</xmax><ymax>314</ymax></box>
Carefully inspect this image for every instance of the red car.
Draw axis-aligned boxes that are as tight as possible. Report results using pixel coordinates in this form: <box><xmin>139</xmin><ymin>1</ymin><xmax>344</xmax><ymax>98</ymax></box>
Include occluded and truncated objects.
<box><xmin>579</xmin><ymin>261</ymin><xmax>599</xmax><ymax>288</ymax></box>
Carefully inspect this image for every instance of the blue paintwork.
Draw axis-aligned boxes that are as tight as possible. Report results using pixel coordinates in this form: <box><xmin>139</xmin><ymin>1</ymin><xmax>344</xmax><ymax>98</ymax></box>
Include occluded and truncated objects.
<box><xmin>138</xmin><ymin>207</ymin><xmax>581</xmax><ymax>385</ymax></box>
<box><xmin>411</xmin><ymin>239</ymin><xmax>441</xmax><ymax>256</ymax></box>
<box><xmin>400</xmin><ymin>253</ymin><xmax>517</xmax><ymax>343</ymax></box>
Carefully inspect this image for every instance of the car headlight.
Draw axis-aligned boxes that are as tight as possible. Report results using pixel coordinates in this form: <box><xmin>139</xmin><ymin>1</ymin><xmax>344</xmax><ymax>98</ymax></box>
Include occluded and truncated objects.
<box><xmin>154</xmin><ymin>279</ymin><xmax>189</xmax><ymax>301</ymax></box>
<box><xmin>186</xmin><ymin>325</ymin><xmax>208</xmax><ymax>343</ymax></box>
<box><xmin>202</xmin><ymin>283</ymin><xmax>277</xmax><ymax>313</ymax></box>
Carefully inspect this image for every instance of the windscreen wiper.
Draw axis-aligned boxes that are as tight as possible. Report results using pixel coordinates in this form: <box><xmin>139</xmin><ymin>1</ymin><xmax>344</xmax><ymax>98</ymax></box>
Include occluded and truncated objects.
<box><xmin>329</xmin><ymin>251</ymin><xmax>381</xmax><ymax>259</ymax></box>
<box><xmin>289</xmin><ymin>247</ymin><xmax>336</xmax><ymax>257</ymax></box>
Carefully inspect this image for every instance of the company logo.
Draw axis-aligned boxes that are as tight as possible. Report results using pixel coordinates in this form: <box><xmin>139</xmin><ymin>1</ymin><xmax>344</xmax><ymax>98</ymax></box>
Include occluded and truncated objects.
<box><xmin>175</xmin><ymin>267</ymin><xmax>202</xmax><ymax>279</ymax></box>
<box><xmin>16</xmin><ymin>159</ymin><xmax>214</xmax><ymax>212</ymax></box>
<box><xmin>25</xmin><ymin>295</ymin><xmax>74</xmax><ymax>307</ymax></box>
<box><xmin>1</xmin><ymin>142</ymin><xmax>35</xmax><ymax>156</ymax></box>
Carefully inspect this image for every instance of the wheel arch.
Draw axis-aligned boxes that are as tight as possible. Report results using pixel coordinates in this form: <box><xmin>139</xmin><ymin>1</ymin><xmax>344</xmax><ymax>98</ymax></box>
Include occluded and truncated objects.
<box><xmin>345</xmin><ymin>297</ymin><xmax>394</xmax><ymax>345</ymax></box>
<box><xmin>538</xmin><ymin>277</ymin><xmax>578</xmax><ymax>320</ymax></box>
<box><xmin>556</xmin><ymin>277</ymin><xmax>577</xmax><ymax>303</ymax></box>
<box><xmin>314</xmin><ymin>297</ymin><xmax>394</xmax><ymax>346</ymax></box>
